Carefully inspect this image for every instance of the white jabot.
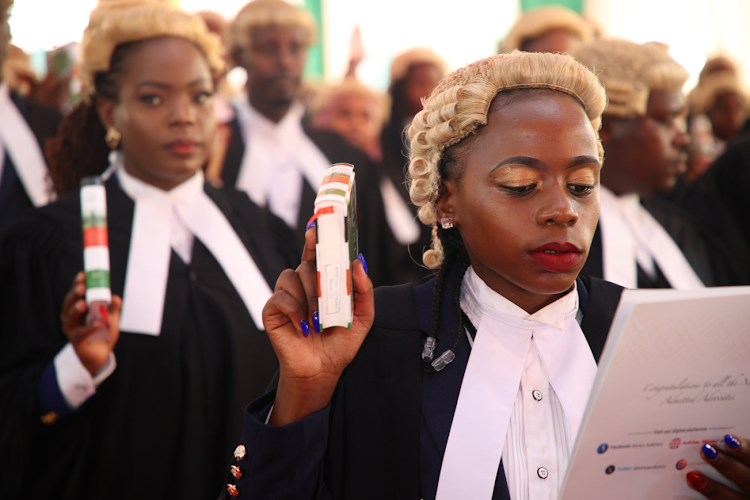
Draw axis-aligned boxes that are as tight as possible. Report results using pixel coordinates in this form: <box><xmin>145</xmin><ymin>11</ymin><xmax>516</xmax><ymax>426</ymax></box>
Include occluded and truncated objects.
<box><xmin>0</xmin><ymin>83</ymin><xmax>55</xmax><ymax>206</ymax></box>
<box><xmin>116</xmin><ymin>157</ymin><xmax>272</xmax><ymax>334</ymax></box>
<box><xmin>379</xmin><ymin>176</ymin><xmax>420</xmax><ymax>246</ymax></box>
<box><xmin>234</xmin><ymin>96</ymin><xmax>329</xmax><ymax>228</ymax></box>
<box><xmin>598</xmin><ymin>186</ymin><xmax>704</xmax><ymax>290</ymax></box>
<box><xmin>436</xmin><ymin>267</ymin><xmax>597</xmax><ymax>500</ymax></box>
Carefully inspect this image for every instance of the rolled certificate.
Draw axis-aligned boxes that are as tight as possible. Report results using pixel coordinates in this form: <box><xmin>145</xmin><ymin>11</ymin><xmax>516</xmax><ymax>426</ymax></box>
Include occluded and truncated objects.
<box><xmin>80</xmin><ymin>176</ymin><xmax>112</xmax><ymax>342</ymax></box>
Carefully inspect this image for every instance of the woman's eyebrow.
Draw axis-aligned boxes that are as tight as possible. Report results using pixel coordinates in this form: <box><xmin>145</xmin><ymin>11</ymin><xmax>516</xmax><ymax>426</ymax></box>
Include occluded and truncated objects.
<box><xmin>567</xmin><ymin>155</ymin><xmax>601</xmax><ymax>169</ymax></box>
<box><xmin>490</xmin><ymin>156</ymin><xmax>544</xmax><ymax>172</ymax></box>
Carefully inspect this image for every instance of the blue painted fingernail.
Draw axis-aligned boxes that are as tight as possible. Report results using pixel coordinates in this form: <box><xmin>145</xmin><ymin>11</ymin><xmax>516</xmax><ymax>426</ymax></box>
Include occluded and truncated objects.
<box><xmin>358</xmin><ymin>253</ymin><xmax>368</xmax><ymax>275</ymax></box>
<box><xmin>312</xmin><ymin>311</ymin><xmax>321</xmax><ymax>333</ymax></box>
<box><xmin>300</xmin><ymin>319</ymin><xmax>309</xmax><ymax>337</ymax></box>
<box><xmin>702</xmin><ymin>443</ymin><xmax>718</xmax><ymax>460</ymax></box>
<box><xmin>725</xmin><ymin>435</ymin><xmax>741</xmax><ymax>450</ymax></box>
<box><xmin>306</xmin><ymin>219</ymin><xmax>316</xmax><ymax>231</ymax></box>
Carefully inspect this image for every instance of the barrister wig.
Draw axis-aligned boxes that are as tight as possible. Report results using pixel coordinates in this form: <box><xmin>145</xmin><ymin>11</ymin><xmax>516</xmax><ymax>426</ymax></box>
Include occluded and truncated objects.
<box><xmin>406</xmin><ymin>51</ymin><xmax>606</xmax><ymax>269</ymax></box>
<box><xmin>573</xmin><ymin>39</ymin><xmax>689</xmax><ymax>119</ymax></box>
<box><xmin>390</xmin><ymin>48</ymin><xmax>448</xmax><ymax>85</ymax></box>
<box><xmin>688</xmin><ymin>69</ymin><xmax>747</xmax><ymax>115</ymax></box>
<box><xmin>228</xmin><ymin>0</ymin><xmax>316</xmax><ymax>54</ymax></box>
<box><xmin>79</xmin><ymin>0</ymin><xmax>224</xmax><ymax>102</ymax></box>
<box><xmin>497</xmin><ymin>5</ymin><xmax>594</xmax><ymax>54</ymax></box>
<box><xmin>48</xmin><ymin>0</ymin><xmax>225</xmax><ymax>194</ymax></box>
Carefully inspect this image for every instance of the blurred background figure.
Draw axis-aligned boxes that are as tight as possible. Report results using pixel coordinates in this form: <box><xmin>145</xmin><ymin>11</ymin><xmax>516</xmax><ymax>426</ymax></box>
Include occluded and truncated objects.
<box><xmin>222</xmin><ymin>0</ymin><xmax>392</xmax><ymax>286</ymax></box>
<box><xmin>196</xmin><ymin>10</ymin><xmax>236</xmax><ymax>184</ymax></box>
<box><xmin>686</xmin><ymin>56</ymin><xmax>748</xmax><ymax>182</ymax></box>
<box><xmin>0</xmin><ymin>0</ymin><xmax>61</xmax><ymax>237</ymax></box>
<box><xmin>497</xmin><ymin>4</ymin><xmax>594</xmax><ymax>54</ymax></box>
<box><xmin>313</xmin><ymin>77</ymin><xmax>386</xmax><ymax>162</ymax></box>
<box><xmin>379</xmin><ymin>47</ymin><xmax>446</xmax><ymax>284</ymax></box>
<box><xmin>574</xmin><ymin>39</ymin><xmax>736</xmax><ymax>289</ymax></box>
<box><xmin>3</xmin><ymin>43</ymin><xmax>36</xmax><ymax>97</ymax></box>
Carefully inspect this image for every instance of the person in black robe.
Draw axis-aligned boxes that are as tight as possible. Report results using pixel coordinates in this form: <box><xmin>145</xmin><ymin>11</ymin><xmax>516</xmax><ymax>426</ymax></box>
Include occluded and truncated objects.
<box><xmin>220</xmin><ymin>0</ymin><xmax>392</xmax><ymax>288</ymax></box>
<box><xmin>0</xmin><ymin>3</ymin><xmax>297</xmax><ymax>499</ymax></box>
<box><xmin>574</xmin><ymin>39</ymin><xmax>735</xmax><ymax>289</ymax></box>
<box><xmin>0</xmin><ymin>0</ymin><xmax>62</xmax><ymax>236</ymax></box>
<box><xmin>681</xmin><ymin>135</ymin><xmax>750</xmax><ymax>285</ymax></box>
<box><xmin>219</xmin><ymin>51</ymin><xmax>749</xmax><ymax>500</ymax></box>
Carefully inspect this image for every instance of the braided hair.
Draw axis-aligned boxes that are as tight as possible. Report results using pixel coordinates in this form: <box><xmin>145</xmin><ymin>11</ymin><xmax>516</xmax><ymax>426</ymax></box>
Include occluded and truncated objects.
<box><xmin>46</xmin><ymin>43</ymin><xmax>137</xmax><ymax>194</ymax></box>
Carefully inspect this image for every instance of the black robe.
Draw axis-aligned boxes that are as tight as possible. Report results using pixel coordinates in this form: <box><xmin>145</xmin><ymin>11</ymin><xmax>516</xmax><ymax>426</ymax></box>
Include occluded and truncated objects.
<box><xmin>581</xmin><ymin>195</ymin><xmax>724</xmax><ymax>287</ymax></box>
<box><xmin>0</xmin><ymin>93</ymin><xmax>62</xmax><ymax>236</ymax></box>
<box><xmin>218</xmin><ymin>264</ymin><xmax>624</xmax><ymax>500</ymax></box>
<box><xmin>0</xmin><ymin>178</ymin><xmax>297</xmax><ymax>500</ymax></box>
<box><xmin>681</xmin><ymin>136</ymin><xmax>750</xmax><ymax>285</ymax></box>
<box><xmin>221</xmin><ymin>117</ymin><xmax>394</xmax><ymax>288</ymax></box>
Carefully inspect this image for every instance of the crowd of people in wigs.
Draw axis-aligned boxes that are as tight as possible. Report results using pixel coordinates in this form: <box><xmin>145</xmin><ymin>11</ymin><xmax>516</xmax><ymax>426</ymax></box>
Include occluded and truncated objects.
<box><xmin>0</xmin><ymin>0</ymin><xmax>748</xmax><ymax>499</ymax></box>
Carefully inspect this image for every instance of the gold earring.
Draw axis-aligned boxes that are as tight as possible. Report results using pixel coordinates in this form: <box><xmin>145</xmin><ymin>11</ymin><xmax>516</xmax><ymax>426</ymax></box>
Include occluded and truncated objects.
<box><xmin>105</xmin><ymin>127</ymin><xmax>121</xmax><ymax>149</ymax></box>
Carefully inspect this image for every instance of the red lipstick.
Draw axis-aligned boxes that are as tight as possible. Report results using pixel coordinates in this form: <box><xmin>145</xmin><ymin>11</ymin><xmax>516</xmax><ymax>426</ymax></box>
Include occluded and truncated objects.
<box><xmin>167</xmin><ymin>140</ymin><xmax>197</xmax><ymax>156</ymax></box>
<box><xmin>529</xmin><ymin>242</ymin><xmax>583</xmax><ymax>273</ymax></box>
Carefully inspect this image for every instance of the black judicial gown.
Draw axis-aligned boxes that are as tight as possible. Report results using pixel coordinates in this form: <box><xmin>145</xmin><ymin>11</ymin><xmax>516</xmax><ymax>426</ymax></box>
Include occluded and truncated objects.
<box><xmin>0</xmin><ymin>178</ymin><xmax>297</xmax><ymax>500</ymax></box>
<box><xmin>581</xmin><ymin>195</ymin><xmax>726</xmax><ymax>287</ymax></box>
<box><xmin>217</xmin><ymin>264</ymin><xmax>624</xmax><ymax>500</ymax></box>
<box><xmin>0</xmin><ymin>93</ymin><xmax>62</xmax><ymax>236</ymax></box>
<box><xmin>681</xmin><ymin>136</ymin><xmax>750</xmax><ymax>285</ymax></box>
<box><xmin>221</xmin><ymin>118</ymin><xmax>396</xmax><ymax>288</ymax></box>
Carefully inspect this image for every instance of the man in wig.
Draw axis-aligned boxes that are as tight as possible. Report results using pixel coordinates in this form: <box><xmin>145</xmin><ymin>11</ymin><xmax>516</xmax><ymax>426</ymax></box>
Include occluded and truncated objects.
<box><xmin>497</xmin><ymin>5</ymin><xmax>594</xmax><ymax>55</ymax></box>
<box><xmin>223</xmin><ymin>0</ymin><xmax>392</xmax><ymax>286</ymax></box>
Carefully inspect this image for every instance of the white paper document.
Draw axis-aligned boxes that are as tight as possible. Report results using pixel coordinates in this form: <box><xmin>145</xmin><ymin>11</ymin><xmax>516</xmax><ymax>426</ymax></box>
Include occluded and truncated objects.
<box><xmin>560</xmin><ymin>286</ymin><xmax>750</xmax><ymax>500</ymax></box>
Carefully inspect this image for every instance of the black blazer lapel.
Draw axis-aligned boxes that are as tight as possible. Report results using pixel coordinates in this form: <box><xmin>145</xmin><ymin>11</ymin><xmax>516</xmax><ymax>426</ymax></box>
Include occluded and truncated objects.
<box><xmin>578</xmin><ymin>275</ymin><xmax>624</xmax><ymax>363</ymax></box>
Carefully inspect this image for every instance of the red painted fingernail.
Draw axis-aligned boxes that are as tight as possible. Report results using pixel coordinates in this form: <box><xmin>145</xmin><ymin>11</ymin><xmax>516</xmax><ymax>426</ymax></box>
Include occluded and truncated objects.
<box><xmin>686</xmin><ymin>471</ymin><xmax>706</xmax><ymax>488</ymax></box>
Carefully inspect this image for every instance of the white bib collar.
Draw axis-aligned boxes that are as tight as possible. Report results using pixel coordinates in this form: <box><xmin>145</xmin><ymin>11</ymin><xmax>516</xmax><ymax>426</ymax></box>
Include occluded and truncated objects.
<box><xmin>598</xmin><ymin>186</ymin><xmax>704</xmax><ymax>290</ymax></box>
<box><xmin>0</xmin><ymin>83</ymin><xmax>55</xmax><ymax>206</ymax></box>
<box><xmin>233</xmin><ymin>95</ymin><xmax>329</xmax><ymax>227</ymax></box>
<box><xmin>114</xmin><ymin>155</ymin><xmax>273</xmax><ymax>335</ymax></box>
<box><xmin>437</xmin><ymin>267</ymin><xmax>596</xmax><ymax>500</ymax></box>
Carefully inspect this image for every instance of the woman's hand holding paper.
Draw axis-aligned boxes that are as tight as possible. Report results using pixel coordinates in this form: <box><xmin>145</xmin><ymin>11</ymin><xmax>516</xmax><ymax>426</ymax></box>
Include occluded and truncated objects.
<box><xmin>262</xmin><ymin>225</ymin><xmax>374</xmax><ymax>426</ymax></box>
<box><xmin>687</xmin><ymin>434</ymin><xmax>750</xmax><ymax>499</ymax></box>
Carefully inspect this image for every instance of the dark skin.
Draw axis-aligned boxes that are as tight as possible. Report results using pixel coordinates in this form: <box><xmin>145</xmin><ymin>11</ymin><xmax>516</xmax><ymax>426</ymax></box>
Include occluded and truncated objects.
<box><xmin>403</xmin><ymin>63</ymin><xmax>441</xmax><ymax>118</ymax></box>
<box><xmin>599</xmin><ymin>89</ymin><xmax>689</xmax><ymax>197</ymax></box>
<box><xmin>707</xmin><ymin>90</ymin><xmax>746</xmax><ymax>142</ymax></box>
<box><xmin>688</xmin><ymin>436</ymin><xmax>750</xmax><ymax>499</ymax></box>
<box><xmin>62</xmin><ymin>36</ymin><xmax>217</xmax><ymax>374</ymax></box>
<box><xmin>261</xmin><ymin>90</ymin><xmax>600</xmax><ymax>427</ymax></box>
<box><xmin>233</xmin><ymin>26</ymin><xmax>308</xmax><ymax>123</ymax></box>
<box><xmin>97</xmin><ymin>36</ymin><xmax>216</xmax><ymax>191</ymax></box>
<box><xmin>521</xmin><ymin>27</ymin><xmax>583</xmax><ymax>54</ymax></box>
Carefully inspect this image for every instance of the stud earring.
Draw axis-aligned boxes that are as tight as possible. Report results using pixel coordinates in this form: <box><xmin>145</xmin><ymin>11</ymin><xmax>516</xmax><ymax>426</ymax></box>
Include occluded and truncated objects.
<box><xmin>440</xmin><ymin>217</ymin><xmax>454</xmax><ymax>229</ymax></box>
<box><xmin>105</xmin><ymin>127</ymin><xmax>121</xmax><ymax>149</ymax></box>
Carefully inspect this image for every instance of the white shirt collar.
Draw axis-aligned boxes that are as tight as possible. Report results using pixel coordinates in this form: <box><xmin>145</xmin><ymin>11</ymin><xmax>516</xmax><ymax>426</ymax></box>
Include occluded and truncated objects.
<box><xmin>238</xmin><ymin>95</ymin><xmax>306</xmax><ymax>136</ymax></box>
<box><xmin>116</xmin><ymin>160</ymin><xmax>204</xmax><ymax>205</ymax></box>
<box><xmin>461</xmin><ymin>266</ymin><xmax>578</xmax><ymax>331</ymax></box>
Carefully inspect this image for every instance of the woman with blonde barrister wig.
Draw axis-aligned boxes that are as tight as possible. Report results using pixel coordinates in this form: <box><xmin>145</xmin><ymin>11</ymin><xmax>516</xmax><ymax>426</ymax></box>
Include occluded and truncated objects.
<box><xmin>225</xmin><ymin>49</ymin><xmax>750</xmax><ymax>500</ymax></box>
<box><xmin>221</xmin><ymin>50</ymin><xmax>618</xmax><ymax>500</ymax></box>
<box><xmin>0</xmin><ymin>1</ymin><xmax>298</xmax><ymax>499</ymax></box>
